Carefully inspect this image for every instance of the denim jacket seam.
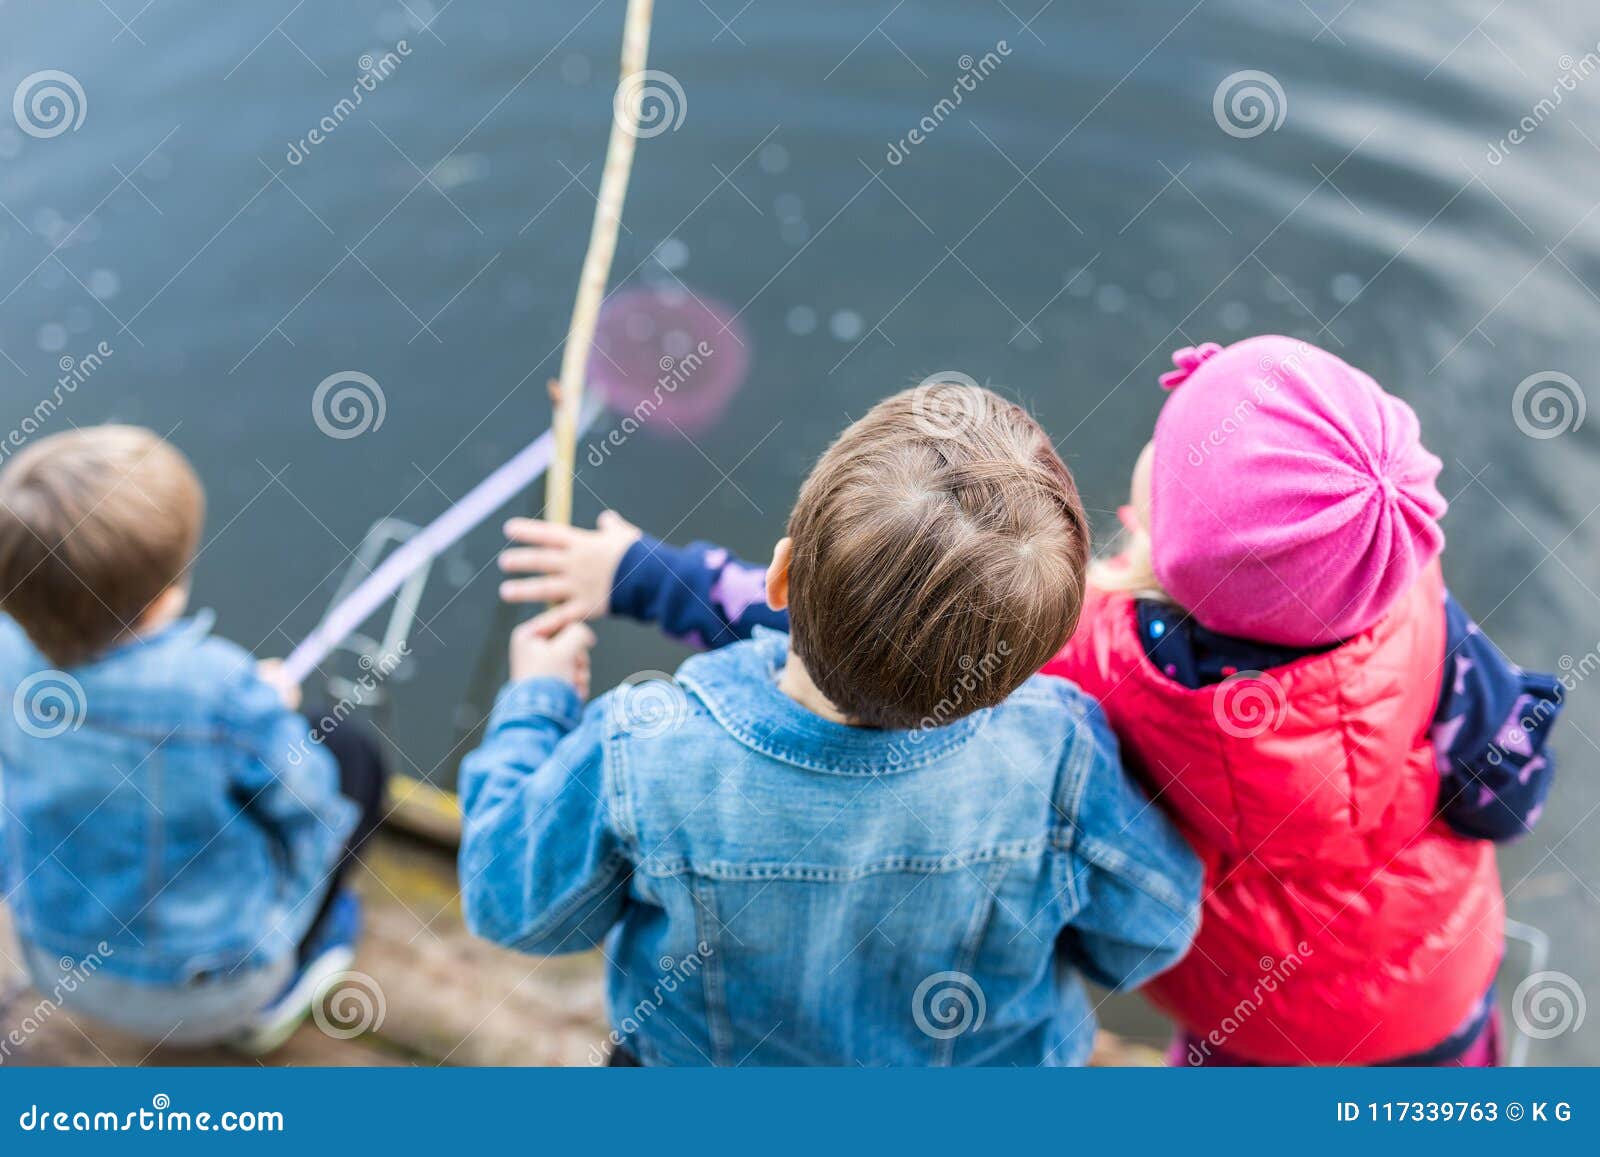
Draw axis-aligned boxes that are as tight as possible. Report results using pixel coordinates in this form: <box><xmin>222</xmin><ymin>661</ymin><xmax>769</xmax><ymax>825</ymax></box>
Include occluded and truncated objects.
<box><xmin>636</xmin><ymin>841</ymin><xmax>1047</xmax><ymax>882</ymax></box>
<box><xmin>602</xmin><ymin>711</ymin><xmax>643</xmax><ymax>857</ymax></box>
<box><xmin>1050</xmin><ymin>715</ymin><xmax>1094</xmax><ymax>856</ymax></box>
<box><xmin>689</xmin><ymin>876</ymin><xmax>732</xmax><ymax>1064</ymax></box>
<box><xmin>1067</xmin><ymin>705</ymin><xmax>1097</xmax><ymax>805</ymax></box>
<box><xmin>67</xmin><ymin>717</ymin><xmax>228</xmax><ymax>745</ymax></box>
<box><xmin>941</xmin><ymin>859</ymin><xmax>1008</xmax><ymax>1063</ymax></box>
<box><xmin>1074</xmin><ymin>832</ymin><xmax>1192</xmax><ymax>917</ymax></box>
<box><xmin>1046</xmin><ymin>837</ymin><xmax>1084</xmax><ymax>916</ymax></box>
<box><xmin>635</xmin><ymin>856</ymin><xmax>693</xmax><ymax>878</ymax></box>
<box><xmin>503</xmin><ymin>848</ymin><xmax>631</xmax><ymax>953</ymax></box>
<box><xmin>143</xmin><ymin>763</ymin><xmax>163</xmax><ymax>943</ymax></box>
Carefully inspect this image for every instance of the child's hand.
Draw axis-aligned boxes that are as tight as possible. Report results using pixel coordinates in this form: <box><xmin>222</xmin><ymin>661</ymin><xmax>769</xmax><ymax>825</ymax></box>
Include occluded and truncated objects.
<box><xmin>257</xmin><ymin>659</ymin><xmax>303</xmax><ymax>712</ymax></box>
<box><xmin>498</xmin><ymin>510</ymin><xmax>642</xmax><ymax>634</ymax></box>
<box><xmin>509</xmin><ymin>619</ymin><xmax>597</xmax><ymax>697</ymax></box>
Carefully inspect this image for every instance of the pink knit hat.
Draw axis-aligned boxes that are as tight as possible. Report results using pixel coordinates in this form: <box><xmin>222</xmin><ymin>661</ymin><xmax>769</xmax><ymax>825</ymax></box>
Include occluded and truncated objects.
<box><xmin>1148</xmin><ymin>335</ymin><xmax>1446</xmax><ymax>646</ymax></box>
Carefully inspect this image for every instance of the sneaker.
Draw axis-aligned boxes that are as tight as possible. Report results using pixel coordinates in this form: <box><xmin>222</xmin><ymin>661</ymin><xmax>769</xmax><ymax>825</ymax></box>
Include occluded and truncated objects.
<box><xmin>229</xmin><ymin>890</ymin><xmax>362</xmax><ymax>1056</ymax></box>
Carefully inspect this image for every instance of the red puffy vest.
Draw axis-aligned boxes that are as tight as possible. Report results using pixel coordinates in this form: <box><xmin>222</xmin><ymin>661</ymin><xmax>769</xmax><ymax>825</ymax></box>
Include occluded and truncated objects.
<box><xmin>1043</xmin><ymin>563</ymin><xmax>1503</xmax><ymax>1064</ymax></box>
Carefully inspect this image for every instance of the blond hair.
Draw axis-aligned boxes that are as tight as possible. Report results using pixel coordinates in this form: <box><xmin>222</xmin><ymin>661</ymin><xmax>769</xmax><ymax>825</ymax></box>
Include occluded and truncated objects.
<box><xmin>785</xmin><ymin>383</ymin><xmax>1090</xmax><ymax>729</ymax></box>
<box><xmin>1087</xmin><ymin>440</ymin><xmax>1173</xmax><ymax>602</ymax></box>
<box><xmin>1087</xmin><ymin>530</ymin><xmax>1171</xmax><ymax>600</ymax></box>
<box><xmin>0</xmin><ymin>427</ymin><xmax>204</xmax><ymax>667</ymax></box>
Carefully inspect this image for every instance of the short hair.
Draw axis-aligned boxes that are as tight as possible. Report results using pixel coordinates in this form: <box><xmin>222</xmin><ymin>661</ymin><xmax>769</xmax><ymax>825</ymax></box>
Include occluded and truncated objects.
<box><xmin>0</xmin><ymin>426</ymin><xmax>204</xmax><ymax>668</ymax></box>
<box><xmin>785</xmin><ymin>383</ymin><xmax>1090</xmax><ymax>729</ymax></box>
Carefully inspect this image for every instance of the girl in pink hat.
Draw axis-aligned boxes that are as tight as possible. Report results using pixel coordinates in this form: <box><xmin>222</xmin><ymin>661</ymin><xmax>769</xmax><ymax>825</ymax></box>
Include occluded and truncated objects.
<box><xmin>497</xmin><ymin>337</ymin><xmax>1562</xmax><ymax>1066</ymax></box>
<box><xmin>1043</xmin><ymin>335</ymin><xmax>1562</xmax><ymax>1066</ymax></box>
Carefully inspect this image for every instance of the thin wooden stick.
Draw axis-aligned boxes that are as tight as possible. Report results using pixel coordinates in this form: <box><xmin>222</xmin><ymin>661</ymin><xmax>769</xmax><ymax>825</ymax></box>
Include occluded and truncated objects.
<box><xmin>544</xmin><ymin>0</ymin><xmax>656</xmax><ymax>525</ymax></box>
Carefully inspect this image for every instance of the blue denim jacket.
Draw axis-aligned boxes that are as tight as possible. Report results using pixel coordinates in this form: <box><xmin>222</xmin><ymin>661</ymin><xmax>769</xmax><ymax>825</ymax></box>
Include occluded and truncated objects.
<box><xmin>0</xmin><ymin>614</ymin><xmax>356</xmax><ymax>985</ymax></box>
<box><xmin>460</xmin><ymin>629</ymin><xmax>1200</xmax><ymax>1066</ymax></box>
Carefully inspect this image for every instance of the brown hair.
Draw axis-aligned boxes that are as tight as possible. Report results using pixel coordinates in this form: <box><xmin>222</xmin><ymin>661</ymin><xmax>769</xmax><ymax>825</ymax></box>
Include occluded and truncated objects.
<box><xmin>785</xmin><ymin>382</ymin><xmax>1090</xmax><ymax>729</ymax></box>
<box><xmin>0</xmin><ymin>426</ymin><xmax>204</xmax><ymax>668</ymax></box>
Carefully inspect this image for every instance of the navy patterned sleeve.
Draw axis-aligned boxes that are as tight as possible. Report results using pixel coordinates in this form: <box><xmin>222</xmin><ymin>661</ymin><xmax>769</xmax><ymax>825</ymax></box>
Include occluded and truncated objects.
<box><xmin>1431</xmin><ymin>593</ymin><xmax>1562</xmax><ymax>841</ymax></box>
<box><xmin>608</xmin><ymin>534</ymin><xmax>789</xmax><ymax>650</ymax></box>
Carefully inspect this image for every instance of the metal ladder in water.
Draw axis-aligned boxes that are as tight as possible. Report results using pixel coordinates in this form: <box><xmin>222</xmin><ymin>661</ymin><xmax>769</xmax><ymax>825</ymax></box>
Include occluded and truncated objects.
<box><xmin>309</xmin><ymin>517</ymin><xmax>462</xmax><ymax>843</ymax></box>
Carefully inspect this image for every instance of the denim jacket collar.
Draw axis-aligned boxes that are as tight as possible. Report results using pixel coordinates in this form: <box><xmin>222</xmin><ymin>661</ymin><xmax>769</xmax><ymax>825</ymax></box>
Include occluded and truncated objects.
<box><xmin>88</xmin><ymin>608</ymin><xmax>216</xmax><ymax>669</ymax></box>
<box><xmin>674</xmin><ymin>628</ymin><xmax>987</xmax><ymax>775</ymax></box>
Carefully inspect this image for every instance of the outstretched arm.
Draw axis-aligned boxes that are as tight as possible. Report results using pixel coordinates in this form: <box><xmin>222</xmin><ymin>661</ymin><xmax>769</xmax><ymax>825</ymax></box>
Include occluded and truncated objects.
<box><xmin>458</xmin><ymin>620</ymin><xmax>631</xmax><ymax>954</ymax></box>
<box><xmin>1432</xmin><ymin>593</ymin><xmax>1561</xmax><ymax>841</ymax></box>
<box><xmin>221</xmin><ymin>666</ymin><xmax>358</xmax><ymax>926</ymax></box>
<box><xmin>498</xmin><ymin>512</ymin><xmax>787</xmax><ymax>650</ymax></box>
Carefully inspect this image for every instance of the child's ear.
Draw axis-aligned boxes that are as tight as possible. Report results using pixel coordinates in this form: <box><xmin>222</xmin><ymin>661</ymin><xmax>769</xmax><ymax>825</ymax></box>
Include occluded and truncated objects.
<box><xmin>766</xmin><ymin>538</ymin><xmax>792</xmax><ymax>611</ymax></box>
<box><xmin>136</xmin><ymin>584</ymin><xmax>189</xmax><ymax>631</ymax></box>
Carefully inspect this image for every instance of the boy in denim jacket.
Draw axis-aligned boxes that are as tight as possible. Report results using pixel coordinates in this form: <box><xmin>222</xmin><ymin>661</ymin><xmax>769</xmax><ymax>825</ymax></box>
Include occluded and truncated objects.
<box><xmin>459</xmin><ymin>385</ymin><xmax>1200</xmax><ymax>1065</ymax></box>
<box><xmin>0</xmin><ymin>427</ymin><xmax>387</xmax><ymax>1052</ymax></box>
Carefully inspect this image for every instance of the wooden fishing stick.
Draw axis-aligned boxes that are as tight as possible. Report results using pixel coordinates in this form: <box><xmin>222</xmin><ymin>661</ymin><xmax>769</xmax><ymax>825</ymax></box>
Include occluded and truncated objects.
<box><xmin>544</xmin><ymin>0</ymin><xmax>656</xmax><ymax>525</ymax></box>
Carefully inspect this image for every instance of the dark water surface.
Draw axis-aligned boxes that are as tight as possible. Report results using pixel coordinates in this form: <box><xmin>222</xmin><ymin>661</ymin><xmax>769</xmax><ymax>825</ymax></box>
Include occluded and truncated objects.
<box><xmin>3</xmin><ymin>1</ymin><xmax>1598</xmax><ymax>1061</ymax></box>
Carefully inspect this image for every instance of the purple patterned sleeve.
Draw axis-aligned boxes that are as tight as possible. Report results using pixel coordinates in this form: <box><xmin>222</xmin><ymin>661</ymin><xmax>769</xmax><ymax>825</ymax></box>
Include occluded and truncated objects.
<box><xmin>1431</xmin><ymin>593</ymin><xmax>1562</xmax><ymax>841</ymax></box>
<box><xmin>609</xmin><ymin>535</ymin><xmax>789</xmax><ymax>650</ymax></box>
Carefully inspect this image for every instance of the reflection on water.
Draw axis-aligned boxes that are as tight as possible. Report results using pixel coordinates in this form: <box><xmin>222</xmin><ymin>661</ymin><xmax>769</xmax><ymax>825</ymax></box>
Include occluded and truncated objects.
<box><xmin>588</xmin><ymin>284</ymin><xmax>749</xmax><ymax>437</ymax></box>
<box><xmin>2</xmin><ymin>1</ymin><xmax>1597</xmax><ymax>1061</ymax></box>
